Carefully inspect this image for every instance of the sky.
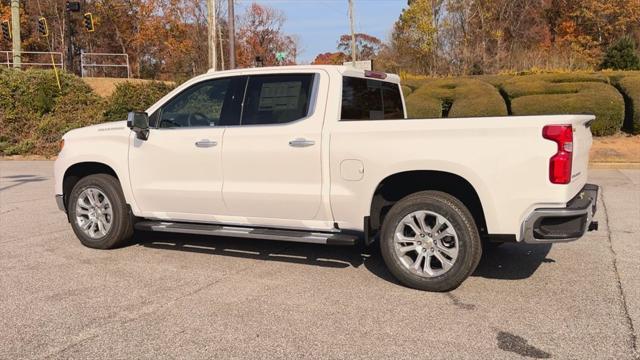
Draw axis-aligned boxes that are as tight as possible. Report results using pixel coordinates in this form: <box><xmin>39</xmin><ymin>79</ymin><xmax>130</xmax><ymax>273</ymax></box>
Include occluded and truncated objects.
<box><xmin>235</xmin><ymin>0</ymin><xmax>407</xmax><ymax>64</ymax></box>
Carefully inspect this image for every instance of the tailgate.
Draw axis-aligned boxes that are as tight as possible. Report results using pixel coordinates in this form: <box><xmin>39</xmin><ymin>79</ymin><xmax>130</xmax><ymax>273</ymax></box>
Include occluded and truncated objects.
<box><xmin>568</xmin><ymin>116</ymin><xmax>594</xmax><ymax>196</ymax></box>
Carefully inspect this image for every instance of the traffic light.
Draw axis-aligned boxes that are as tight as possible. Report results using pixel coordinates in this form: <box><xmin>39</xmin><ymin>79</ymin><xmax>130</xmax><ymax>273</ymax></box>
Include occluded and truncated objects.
<box><xmin>83</xmin><ymin>12</ymin><xmax>94</xmax><ymax>32</ymax></box>
<box><xmin>66</xmin><ymin>1</ymin><xmax>81</xmax><ymax>12</ymax></box>
<box><xmin>1</xmin><ymin>20</ymin><xmax>10</xmax><ymax>41</ymax></box>
<box><xmin>37</xmin><ymin>17</ymin><xmax>48</xmax><ymax>37</ymax></box>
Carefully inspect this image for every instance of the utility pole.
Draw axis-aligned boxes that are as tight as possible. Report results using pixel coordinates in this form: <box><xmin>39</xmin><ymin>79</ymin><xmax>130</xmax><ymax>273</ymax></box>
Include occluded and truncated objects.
<box><xmin>207</xmin><ymin>0</ymin><xmax>217</xmax><ymax>71</ymax></box>
<box><xmin>228</xmin><ymin>0</ymin><xmax>235</xmax><ymax>69</ymax></box>
<box><xmin>10</xmin><ymin>0</ymin><xmax>21</xmax><ymax>68</ymax></box>
<box><xmin>64</xmin><ymin>7</ymin><xmax>73</xmax><ymax>72</ymax></box>
<box><xmin>218</xmin><ymin>22</ymin><xmax>225</xmax><ymax>71</ymax></box>
<box><xmin>348</xmin><ymin>0</ymin><xmax>357</xmax><ymax>65</ymax></box>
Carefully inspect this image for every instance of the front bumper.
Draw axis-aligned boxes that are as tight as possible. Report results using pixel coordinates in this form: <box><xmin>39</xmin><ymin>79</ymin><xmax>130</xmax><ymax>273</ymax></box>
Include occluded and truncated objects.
<box><xmin>521</xmin><ymin>184</ymin><xmax>599</xmax><ymax>244</ymax></box>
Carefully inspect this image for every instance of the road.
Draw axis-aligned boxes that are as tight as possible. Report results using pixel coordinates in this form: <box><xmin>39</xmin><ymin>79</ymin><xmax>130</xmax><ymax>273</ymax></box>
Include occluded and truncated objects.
<box><xmin>1</xmin><ymin>161</ymin><xmax>638</xmax><ymax>359</ymax></box>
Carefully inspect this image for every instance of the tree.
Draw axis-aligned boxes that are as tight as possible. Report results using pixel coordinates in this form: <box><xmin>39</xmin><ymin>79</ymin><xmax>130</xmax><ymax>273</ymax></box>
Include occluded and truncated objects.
<box><xmin>311</xmin><ymin>32</ymin><xmax>381</xmax><ymax>66</ymax></box>
<box><xmin>235</xmin><ymin>3</ymin><xmax>298</xmax><ymax>67</ymax></box>
<box><xmin>337</xmin><ymin>33</ymin><xmax>382</xmax><ymax>60</ymax></box>
<box><xmin>391</xmin><ymin>0</ymin><xmax>438</xmax><ymax>74</ymax></box>
<box><xmin>312</xmin><ymin>52</ymin><xmax>346</xmax><ymax>65</ymax></box>
<box><xmin>600</xmin><ymin>37</ymin><xmax>640</xmax><ymax>70</ymax></box>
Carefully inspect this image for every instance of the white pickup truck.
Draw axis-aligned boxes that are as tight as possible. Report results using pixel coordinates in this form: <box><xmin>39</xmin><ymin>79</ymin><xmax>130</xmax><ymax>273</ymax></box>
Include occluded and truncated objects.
<box><xmin>54</xmin><ymin>65</ymin><xmax>599</xmax><ymax>291</ymax></box>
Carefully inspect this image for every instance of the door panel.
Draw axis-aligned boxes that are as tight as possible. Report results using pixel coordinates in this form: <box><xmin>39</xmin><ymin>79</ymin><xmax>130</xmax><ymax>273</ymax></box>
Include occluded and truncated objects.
<box><xmin>129</xmin><ymin>76</ymin><xmax>243</xmax><ymax>217</ymax></box>
<box><xmin>129</xmin><ymin>128</ymin><xmax>225</xmax><ymax>215</ymax></box>
<box><xmin>222</xmin><ymin>72</ymin><xmax>327</xmax><ymax>220</ymax></box>
<box><xmin>222</xmin><ymin>126</ymin><xmax>321</xmax><ymax>219</ymax></box>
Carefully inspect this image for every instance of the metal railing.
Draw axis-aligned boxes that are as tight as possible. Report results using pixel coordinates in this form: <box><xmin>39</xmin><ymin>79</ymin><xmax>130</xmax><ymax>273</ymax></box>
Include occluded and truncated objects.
<box><xmin>80</xmin><ymin>52</ymin><xmax>130</xmax><ymax>78</ymax></box>
<box><xmin>1</xmin><ymin>51</ymin><xmax>64</xmax><ymax>69</ymax></box>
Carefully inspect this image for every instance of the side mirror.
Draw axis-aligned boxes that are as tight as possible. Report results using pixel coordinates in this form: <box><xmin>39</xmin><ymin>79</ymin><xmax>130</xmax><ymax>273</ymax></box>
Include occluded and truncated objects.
<box><xmin>127</xmin><ymin>112</ymin><xmax>150</xmax><ymax>140</ymax></box>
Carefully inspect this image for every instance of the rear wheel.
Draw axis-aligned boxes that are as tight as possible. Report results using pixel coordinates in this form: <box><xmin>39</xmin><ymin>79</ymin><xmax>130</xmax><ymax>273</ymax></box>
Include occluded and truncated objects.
<box><xmin>68</xmin><ymin>174</ymin><xmax>134</xmax><ymax>249</ymax></box>
<box><xmin>380</xmin><ymin>191</ymin><xmax>482</xmax><ymax>292</ymax></box>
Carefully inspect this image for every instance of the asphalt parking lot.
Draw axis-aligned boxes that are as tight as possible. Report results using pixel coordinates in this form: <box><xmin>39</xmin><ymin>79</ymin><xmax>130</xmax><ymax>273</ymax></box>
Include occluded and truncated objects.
<box><xmin>1</xmin><ymin>161</ymin><xmax>638</xmax><ymax>359</ymax></box>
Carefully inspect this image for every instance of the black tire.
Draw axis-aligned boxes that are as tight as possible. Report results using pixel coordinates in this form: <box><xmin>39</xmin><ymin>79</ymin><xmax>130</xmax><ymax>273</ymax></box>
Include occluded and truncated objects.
<box><xmin>380</xmin><ymin>191</ymin><xmax>482</xmax><ymax>292</ymax></box>
<box><xmin>68</xmin><ymin>174</ymin><xmax>134</xmax><ymax>249</ymax></box>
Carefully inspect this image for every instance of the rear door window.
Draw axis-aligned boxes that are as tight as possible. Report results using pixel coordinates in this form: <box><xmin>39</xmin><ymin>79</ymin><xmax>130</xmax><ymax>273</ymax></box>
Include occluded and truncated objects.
<box><xmin>241</xmin><ymin>74</ymin><xmax>315</xmax><ymax>125</ymax></box>
<box><xmin>341</xmin><ymin>76</ymin><xmax>404</xmax><ymax>120</ymax></box>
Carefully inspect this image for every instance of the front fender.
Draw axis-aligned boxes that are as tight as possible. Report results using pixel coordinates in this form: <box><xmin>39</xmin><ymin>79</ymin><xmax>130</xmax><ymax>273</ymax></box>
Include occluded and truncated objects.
<box><xmin>53</xmin><ymin>128</ymin><xmax>139</xmax><ymax>214</ymax></box>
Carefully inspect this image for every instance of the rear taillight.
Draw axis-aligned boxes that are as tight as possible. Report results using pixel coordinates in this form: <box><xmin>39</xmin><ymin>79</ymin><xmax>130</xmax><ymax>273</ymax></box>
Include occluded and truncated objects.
<box><xmin>543</xmin><ymin>125</ymin><xmax>573</xmax><ymax>184</ymax></box>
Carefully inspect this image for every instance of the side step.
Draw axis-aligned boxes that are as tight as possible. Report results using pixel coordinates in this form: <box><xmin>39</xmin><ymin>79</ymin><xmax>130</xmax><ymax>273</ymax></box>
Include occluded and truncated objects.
<box><xmin>134</xmin><ymin>221</ymin><xmax>359</xmax><ymax>246</ymax></box>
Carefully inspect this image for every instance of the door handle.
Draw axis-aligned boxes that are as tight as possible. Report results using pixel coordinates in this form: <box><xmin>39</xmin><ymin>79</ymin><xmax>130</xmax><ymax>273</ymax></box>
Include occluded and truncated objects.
<box><xmin>289</xmin><ymin>138</ymin><xmax>315</xmax><ymax>147</ymax></box>
<box><xmin>195</xmin><ymin>139</ymin><xmax>217</xmax><ymax>148</ymax></box>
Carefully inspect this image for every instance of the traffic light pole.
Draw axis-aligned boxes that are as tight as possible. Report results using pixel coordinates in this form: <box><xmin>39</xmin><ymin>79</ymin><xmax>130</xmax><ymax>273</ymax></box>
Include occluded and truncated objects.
<box><xmin>64</xmin><ymin>7</ymin><xmax>73</xmax><ymax>72</ymax></box>
<box><xmin>10</xmin><ymin>0</ymin><xmax>21</xmax><ymax>68</ymax></box>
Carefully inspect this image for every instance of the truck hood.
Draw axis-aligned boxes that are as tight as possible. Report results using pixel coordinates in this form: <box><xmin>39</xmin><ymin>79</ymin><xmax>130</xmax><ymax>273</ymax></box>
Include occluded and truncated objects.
<box><xmin>63</xmin><ymin>120</ymin><xmax>129</xmax><ymax>140</ymax></box>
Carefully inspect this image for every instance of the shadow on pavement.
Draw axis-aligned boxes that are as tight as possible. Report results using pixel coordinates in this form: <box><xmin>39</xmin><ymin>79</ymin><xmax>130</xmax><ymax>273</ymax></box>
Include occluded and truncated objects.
<box><xmin>473</xmin><ymin>243</ymin><xmax>552</xmax><ymax>280</ymax></box>
<box><xmin>137</xmin><ymin>231</ymin><xmax>366</xmax><ymax>269</ymax></box>
<box><xmin>136</xmin><ymin>231</ymin><xmax>553</xmax><ymax>285</ymax></box>
<box><xmin>0</xmin><ymin>174</ymin><xmax>47</xmax><ymax>192</ymax></box>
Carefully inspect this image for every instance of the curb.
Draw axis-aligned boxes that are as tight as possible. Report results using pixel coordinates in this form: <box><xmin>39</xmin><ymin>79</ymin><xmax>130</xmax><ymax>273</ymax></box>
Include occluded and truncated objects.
<box><xmin>590</xmin><ymin>162</ymin><xmax>640</xmax><ymax>169</ymax></box>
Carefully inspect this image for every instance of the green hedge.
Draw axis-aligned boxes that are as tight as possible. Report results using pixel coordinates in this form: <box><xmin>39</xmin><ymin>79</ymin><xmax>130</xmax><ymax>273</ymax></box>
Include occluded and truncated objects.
<box><xmin>103</xmin><ymin>81</ymin><xmax>175</xmax><ymax>122</ymax></box>
<box><xmin>500</xmin><ymin>74</ymin><xmax>624</xmax><ymax>136</ymax></box>
<box><xmin>401</xmin><ymin>85</ymin><xmax>413</xmax><ymax>96</ymax></box>
<box><xmin>0</xmin><ymin>69</ymin><xmax>106</xmax><ymax>155</ymax></box>
<box><xmin>2</xmin><ymin>69</ymin><xmax>639</xmax><ymax>156</ymax></box>
<box><xmin>610</xmin><ymin>75</ymin><xmax>640</xmax><ymax>134</ymax></box>
<box><xmin>0</xmin><ymin>69</ymin><xmax>173</xmax><ymax>156</ymax></box>
<box><xmin>405</xmin><ymin>78</ymin><xmax>508</xmax><ymax>118</ymax></box>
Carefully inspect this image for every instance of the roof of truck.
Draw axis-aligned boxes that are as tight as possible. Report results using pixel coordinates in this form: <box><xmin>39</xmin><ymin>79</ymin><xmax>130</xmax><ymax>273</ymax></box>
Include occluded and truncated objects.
<box><xmin>206</xmin><ymin>65</ymin><xmax>401</xmax><ymax>83</ymax></box>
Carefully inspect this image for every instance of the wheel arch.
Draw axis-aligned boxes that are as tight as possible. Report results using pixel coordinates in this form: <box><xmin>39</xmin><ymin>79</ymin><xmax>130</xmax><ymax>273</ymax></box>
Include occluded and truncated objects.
<box><xmin>368</xmin><ymin>170</ymin><xmax>489</xmax><ymax>240</ymax></box>
<box><xmin>62</xmin><ymin>162</ymin><xmax>121</xmax><ymax>211</ymax></box>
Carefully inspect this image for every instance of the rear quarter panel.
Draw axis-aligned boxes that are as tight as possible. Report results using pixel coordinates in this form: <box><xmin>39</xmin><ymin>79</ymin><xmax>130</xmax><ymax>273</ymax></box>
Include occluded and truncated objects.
<box><xmin>328</xmin><ymin>115</ymin><xmax>593</xmax><ymax>238</ymax></box>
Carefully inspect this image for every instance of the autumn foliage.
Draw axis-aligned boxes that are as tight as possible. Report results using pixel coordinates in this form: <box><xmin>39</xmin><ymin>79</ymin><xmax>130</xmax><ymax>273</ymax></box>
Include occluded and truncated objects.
<box><xmin>0</xmin><ymin>1</ymin><xmax>299</xmax><ymax>80</ymax></box>
<box><xmin>381</xmin><ymin>0</ymin><xmax>640</xmax><ymax>75</ymax></box>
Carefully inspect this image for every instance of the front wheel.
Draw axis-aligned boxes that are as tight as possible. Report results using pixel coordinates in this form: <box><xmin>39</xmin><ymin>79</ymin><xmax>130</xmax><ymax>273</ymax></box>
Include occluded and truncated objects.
<box><xmin>380</xmin><ymin>191</ymin><xmax>482</xmax><ymax>292</ymax></box>
<box><xmin>68</xmin><ymin>174</ymin><xmax>134</xmax><ymax>249</ymax></box>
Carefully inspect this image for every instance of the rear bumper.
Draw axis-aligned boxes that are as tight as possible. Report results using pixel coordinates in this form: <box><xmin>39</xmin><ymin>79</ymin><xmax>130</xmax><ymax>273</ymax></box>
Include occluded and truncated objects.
<box><xmin>521</xmin><ymin>184</ymin><xmax>599</xmax><ymax>244</ymax></box>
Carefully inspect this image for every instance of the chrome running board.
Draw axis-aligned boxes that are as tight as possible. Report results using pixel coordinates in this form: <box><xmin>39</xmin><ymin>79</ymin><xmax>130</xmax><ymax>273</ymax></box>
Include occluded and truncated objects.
<box><xmin>134</xmin><ymin>221</ymin><xmax>359</xmax><ymax>246</ymax></box>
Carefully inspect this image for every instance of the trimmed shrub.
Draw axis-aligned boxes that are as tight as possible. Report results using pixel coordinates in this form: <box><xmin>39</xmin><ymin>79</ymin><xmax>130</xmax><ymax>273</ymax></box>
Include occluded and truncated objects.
<box><xmin>103</xmin><ymin>81</ymin><xmax>175</xmax><ymax>122</ymax></box>
<box><xmin>0</xmin><ymin>70</ymin><xmax>174</xmax><ymax>156</ymax></box>
<box><xmin>0</xmin><ymin>68</ymin><xmax>105</xmax><ymax>156</ymax></box>
<box><xmin>405</xmin><ymin>78</ymin><xmax>508</xmax><ymax>118</ymax></box>
<box><xmin>501</xmin><ymin>73</ymin><xmax>624</xmax><ymax>136</ymax></box>
<box><xmin>613</xmin><ymin>75</ymin><xmax>640</xmax><ymax>134</ymax></box>
<box><xmin>37</xmin><ymin>90</ymin><xmax>107</xmax><ymax>155</ymax></box>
